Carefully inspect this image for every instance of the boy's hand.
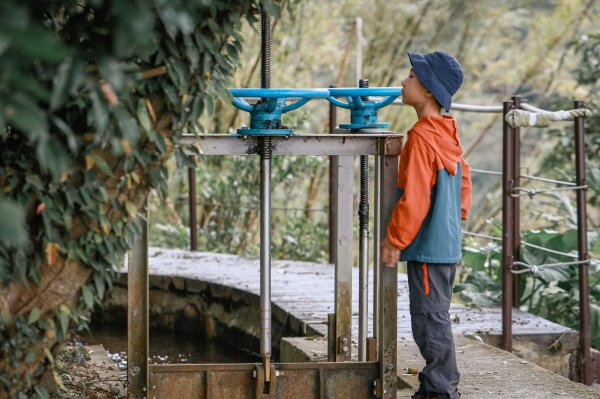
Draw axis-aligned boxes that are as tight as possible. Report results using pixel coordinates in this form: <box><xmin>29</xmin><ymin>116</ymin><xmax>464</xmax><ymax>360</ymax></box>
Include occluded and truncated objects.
<box><xmin>381</xmin><ymin>238</ymin><xmax>400</xmax><ymax>267</ymax></box>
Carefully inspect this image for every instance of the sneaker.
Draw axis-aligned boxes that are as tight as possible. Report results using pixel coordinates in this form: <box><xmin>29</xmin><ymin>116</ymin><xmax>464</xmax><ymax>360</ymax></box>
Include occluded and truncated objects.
<box><xmin>411</xmin><ymin>393</ymin><xmax>461</xmax><ymax>399</ymax></box>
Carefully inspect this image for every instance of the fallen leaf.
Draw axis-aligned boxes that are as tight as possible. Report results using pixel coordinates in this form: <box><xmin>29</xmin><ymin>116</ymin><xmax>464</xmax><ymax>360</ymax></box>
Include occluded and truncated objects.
<box><xmin>122</xmin><ymin>139</ymin><xmax>132</xmax><ymax>155</ymax></box>
<box><xmin>45</xmin><ymin>243</ymin><xmax>60</xmax><ymax>266</ymax></box>
<box><xmin>59</xmin><ymin>170</ymin><xmax>71</xmax><ymax>183</ymax></box>
<box><xmin>36</xmin><ymin>202</ymin><xmax>46</xmax><ymax>214</ymax></box>
<box><xmin>85</xmin><ymin>155</ymin><xmax>95</xmax><ymax>170</ymax></box>
<box><xmin>100</xmin><ymin>82</ymin><xmax>118</xmax><ymax>106</ymax></box>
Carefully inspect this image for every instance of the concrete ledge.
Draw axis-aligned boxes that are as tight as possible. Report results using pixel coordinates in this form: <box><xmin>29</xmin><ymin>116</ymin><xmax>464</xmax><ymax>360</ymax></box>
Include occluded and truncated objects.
<box><xmin>95</xmin><ymin>248</ymin><xmax>589</xmax><ymax>391</ymax></box>
<box><xmin>281</xmin><ymin>335</ymin><xmax>600</xmax><ymax>398</ymax></box>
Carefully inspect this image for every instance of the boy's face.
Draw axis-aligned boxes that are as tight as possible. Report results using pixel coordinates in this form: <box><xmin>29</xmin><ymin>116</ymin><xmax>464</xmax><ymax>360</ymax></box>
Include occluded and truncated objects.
<box><xmin>401</xmin><ymin>68</ymin><xmax>431</xmax><ymax>108</ymax></box>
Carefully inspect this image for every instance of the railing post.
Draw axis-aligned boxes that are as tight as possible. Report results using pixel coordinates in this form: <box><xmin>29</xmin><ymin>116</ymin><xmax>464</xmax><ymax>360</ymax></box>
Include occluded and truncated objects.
<box><xmin>501</xmin><ymin>100</ymin><xmax>514</xmax><ymax>352</ymax></box>
<box><xmin>128</xmin><ymin>204</ymin><xmax>149</xmax><ymax>398</ymax></box>
<box><xmin>574</xmin><ymin>100</ymin><xmax>591</xmax><ymax>385</ymax></box>
<box><xmin>188</xmin><ymin>165</ymin><xmax>198</xmax><ymax>251</ymax></box>
<box><xmin>511</xmin><ymin>95</ymin><xmax>521</xmax><ymax>307</ymax></box>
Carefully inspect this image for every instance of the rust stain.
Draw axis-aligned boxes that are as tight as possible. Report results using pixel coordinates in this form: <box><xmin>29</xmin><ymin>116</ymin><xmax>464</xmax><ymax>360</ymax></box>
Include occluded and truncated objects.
<box><xmin>384</xmin><ymin>137</ymin><xmax>403</xmax><ymax>155</ymax></box>
<box><xmin>150</xmin><ymin>363</ymin><xmax>378</xmax><ymax>399</ymax></box>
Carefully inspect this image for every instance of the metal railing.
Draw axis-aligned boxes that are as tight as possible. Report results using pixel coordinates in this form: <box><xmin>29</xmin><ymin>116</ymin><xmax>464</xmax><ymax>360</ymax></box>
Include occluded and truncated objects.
<box><xmin>501</xmin><ymin>96</ymin><xmax>591</xmax><ymax>385</ymax></box>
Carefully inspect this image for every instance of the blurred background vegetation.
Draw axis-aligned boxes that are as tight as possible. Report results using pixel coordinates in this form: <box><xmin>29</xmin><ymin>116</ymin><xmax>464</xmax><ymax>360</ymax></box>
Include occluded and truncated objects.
<box><xmin>1</xmin><ymin>2</ymin><xmax>598</xmax><ymax>395</ymax></box>
<box><xmin>147</xmin><ymin>0</ymin><xmax>600</xmax><ymax>348</ymax></box>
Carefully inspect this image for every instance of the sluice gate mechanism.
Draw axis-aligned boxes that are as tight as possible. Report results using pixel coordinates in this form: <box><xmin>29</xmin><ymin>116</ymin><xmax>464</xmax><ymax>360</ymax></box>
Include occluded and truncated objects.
<box><xmin>128</xmin><ymin>10</ymin><xmax>404</xmax><ymax>399</ymax></box>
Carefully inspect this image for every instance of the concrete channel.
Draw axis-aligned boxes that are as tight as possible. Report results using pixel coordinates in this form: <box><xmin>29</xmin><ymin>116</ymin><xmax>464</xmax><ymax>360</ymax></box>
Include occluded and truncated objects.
<box><xmin>95</xmin><ymin>247</ymin><xmax>600</xmax><ymax>398</ymax></box>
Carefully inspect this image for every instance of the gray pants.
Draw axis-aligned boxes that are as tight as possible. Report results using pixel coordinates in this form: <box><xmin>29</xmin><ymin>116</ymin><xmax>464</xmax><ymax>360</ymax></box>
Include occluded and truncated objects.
<box><xmin>408</xmin><ymin>261</ymin><xmax>460</xmax><ymax>399</ymax></box>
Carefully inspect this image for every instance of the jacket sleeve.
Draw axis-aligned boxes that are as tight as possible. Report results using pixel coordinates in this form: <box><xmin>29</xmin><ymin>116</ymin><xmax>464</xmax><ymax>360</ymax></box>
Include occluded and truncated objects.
<box><xmin>460</xmin><ymin>156</ymin><xmax>472</xmax><ymax>221</ymax></box>
<box><xmin>387</xmin><ymin>143</ymin><xmax>434</xmax><ymax>250</ymax></box>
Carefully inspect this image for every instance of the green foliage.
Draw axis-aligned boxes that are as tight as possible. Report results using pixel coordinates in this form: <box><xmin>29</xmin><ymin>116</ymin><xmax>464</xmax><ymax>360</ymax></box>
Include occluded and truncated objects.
<box><xmin>171</xmin><ymin>154</ymin><xmax>329</xmax><ymax>262</ymax></box>
<box><xmin>455</xmin><ymin>241</ymin><xmax>502</xmax><ymax>308</ymax></box>
<box><xmin>540</xmin><ymin>33</ymin><xmax>600</xmax><ymax>209</ymax></box>
<box><xmin>0</xmin><ymin>0</ymin><xmax>287</xmax><ymax>396</ymax></box>
<box><xmin>458</xmin><ymin>229</ymin><xmax>600</xmax><ymax>349</ymax></box>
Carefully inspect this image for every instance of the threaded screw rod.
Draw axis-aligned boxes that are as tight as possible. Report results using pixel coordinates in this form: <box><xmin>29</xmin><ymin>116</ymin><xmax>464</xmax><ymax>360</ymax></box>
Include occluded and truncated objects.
<box><xmin>358</xmin><ymin>79</ymin><xmax>370</xmax><ymax>361</ymax></box>
<box><xmin>260</xmin><ymin>12</ymin><xmax>271</xmax><ymax>90</ymax></box>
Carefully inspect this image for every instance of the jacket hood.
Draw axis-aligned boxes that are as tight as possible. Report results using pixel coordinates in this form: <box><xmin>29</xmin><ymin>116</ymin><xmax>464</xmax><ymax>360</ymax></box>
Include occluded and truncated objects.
<box><xmin>410</xmin><ymin>115</ymin><xmax>463</xmax><ymax>175</ymax></box>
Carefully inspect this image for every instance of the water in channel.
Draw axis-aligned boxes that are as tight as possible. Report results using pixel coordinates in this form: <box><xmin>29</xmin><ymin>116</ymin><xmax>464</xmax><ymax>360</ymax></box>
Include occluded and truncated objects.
<box><xmin>82</xmin><ymin>323</ymin><xmax>259</xmax><ymax>370</ymax></box>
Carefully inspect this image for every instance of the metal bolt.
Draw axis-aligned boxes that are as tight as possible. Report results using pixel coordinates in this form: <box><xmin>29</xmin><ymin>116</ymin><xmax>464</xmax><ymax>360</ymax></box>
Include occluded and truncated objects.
<box><xmin>253</xmin><ymin>370</ymin><xmax>257</xmax><ymax>378</ymax></box>
<box><xmin>386</xmin><ymin>363</ymin><xmax>394</xmax><ymax>371</ymax></box>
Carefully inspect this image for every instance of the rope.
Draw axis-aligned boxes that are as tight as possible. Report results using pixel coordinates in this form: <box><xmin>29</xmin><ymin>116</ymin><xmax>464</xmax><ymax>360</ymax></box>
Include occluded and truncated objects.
<box><xmin>391</xmin><ymin>99</ymin><xmax>503</xmax><ymax>113</ymax></box>
<box><xmin>511</xmin><ymin>259</ymin><xmax>589</xmax><ymax>275</ymax></box>
<box><xmin>471</xmin><ymin>171</ymin><xmax>575</xmax><ymax>186</ymax></box>
<box><xmin>462</xmin><ymin>231</ymin><xmax>503</xmax><ymax>242</ymax></box>
<box><xmin>510</xmin><ymin>185</ymin><xmax>588</xmax><ymax>198</ymax></box>
<box><xmin>519</xmin><ymin>174</ymin><xmax>576</xmax><ymax>186</ymax></box>
<box><xmin>192</xmin><ymin>201</ymin><xmax>328</xmax><ymax>213</ymax></box>
<box><xmin>520</xmin><ymin>241</ymin><xmax>579</xmax><ymax>259</ymax></box>
<box><xmin>505</xmin><ymin>106</ymin><xmax>592</xmax><ymax>128</ymax></box>
<box><xmin>471</xmin><ymin>168</ymin><xmax>502</xmax><ymax>176</ymax></box>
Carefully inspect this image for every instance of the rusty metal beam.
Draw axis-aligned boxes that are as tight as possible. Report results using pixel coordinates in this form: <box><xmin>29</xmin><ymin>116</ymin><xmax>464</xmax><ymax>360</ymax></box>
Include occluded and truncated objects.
<box><xmin>128</xmin><ymin>206</ymin><xmax>149</xmax><ymax>398</ymax></box>
<box><xmin>378</xmin><ymin>139</ymin><xmax>400</xmax><ymax>398</ymax></box>
<box><xmin>333</xmin><ymin>154</ymin><xmax>353</xmax><ymax>362</ymax></box>
<box><xmin>327</xmin><ymin>313</ymin><xmax>336</xmax><ymax>362</ymax></box>
<box><xmin>150</xmin><ymin>362</ymin><xmax>379</xmax><ymax>399</ymax></box>
<box><xmin>180</xmin><ymin>133</ymin><xmax>403</xmax><ymax>157</ymax></box>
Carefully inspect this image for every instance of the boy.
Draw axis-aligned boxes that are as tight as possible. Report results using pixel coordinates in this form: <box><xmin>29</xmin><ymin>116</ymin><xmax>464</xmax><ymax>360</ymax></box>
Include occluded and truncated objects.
<box><xmin>381</xmin><ymin>51</ymin><xmax>472</xmax><ymax>399</ymax></box>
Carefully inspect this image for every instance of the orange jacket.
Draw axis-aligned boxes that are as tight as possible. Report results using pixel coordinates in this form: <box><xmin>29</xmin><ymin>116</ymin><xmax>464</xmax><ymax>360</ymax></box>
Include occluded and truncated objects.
<box><xmin>387</xmin><ymin>115</ymin><xmax>472</xmax><ymax>263</ymax></box>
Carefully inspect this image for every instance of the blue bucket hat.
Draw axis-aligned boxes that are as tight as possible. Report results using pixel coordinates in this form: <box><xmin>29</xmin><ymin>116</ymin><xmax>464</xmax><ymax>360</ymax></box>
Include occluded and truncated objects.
<box><xmin>407</xmin><ymin>51</ymin><xmax>463</xmax><ymax>112</ymax></box>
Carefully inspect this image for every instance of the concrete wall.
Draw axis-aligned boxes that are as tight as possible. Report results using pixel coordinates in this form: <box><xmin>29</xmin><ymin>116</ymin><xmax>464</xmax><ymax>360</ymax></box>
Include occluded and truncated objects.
<box><xmin>95</xmin><ymin>271</ymin><xmax>580</xmax><ymax>380</ymax></box>
<box><xmin>94</xmin><ymin>273</ymin><xmax>319</xmax><ymax>360</ymax></box>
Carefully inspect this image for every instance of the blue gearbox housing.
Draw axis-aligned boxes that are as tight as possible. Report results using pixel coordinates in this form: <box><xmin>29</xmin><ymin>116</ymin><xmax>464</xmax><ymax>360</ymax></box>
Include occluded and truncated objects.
<box><xmin>228</xmin><ymin>88</ymin><xmax>330</xmax><ymax>135</ymax></box>
<box><xmin>327</xmin><ymin>87</ymin><xmax>402</xmax><ymax>129</ymax></box>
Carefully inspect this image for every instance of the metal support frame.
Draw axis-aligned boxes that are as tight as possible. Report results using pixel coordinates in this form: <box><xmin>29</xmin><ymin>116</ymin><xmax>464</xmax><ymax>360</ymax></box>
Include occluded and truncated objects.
<box><xmin>181</xmin><ymin>133</ymin><xmax>402</xmax><ymax>156</ymax></box>
<box><xmin>129</xmin><ymin>131</ymin><xmax>403</xmax><ymax>398</ymax></box>
<box><xmin>574</xmin><ymin>100</ymin><xmax>591</xmax><ymax>385</ymax></box>
<box><xmin>333</xmin><ymin>153</ymin><xmax>353</xmax><ymax>362</ymax></box>
<box><xmin>377</xmin><ymin>146</ymin><xmax>399</xmax><ymax>397</ymax></box>
<box><xmin>128</xmin><ymin>205</ymin><xmax>149</xmax><ymax>398</ymax></box>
